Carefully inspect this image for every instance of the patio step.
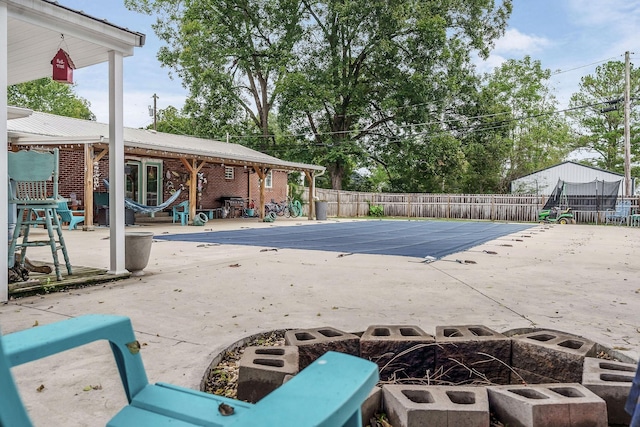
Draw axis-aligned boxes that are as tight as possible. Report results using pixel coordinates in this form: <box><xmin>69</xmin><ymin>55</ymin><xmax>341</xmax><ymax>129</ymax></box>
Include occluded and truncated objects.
<box><xmin>134</xmin><ymin>211</ymin><xmax>173</xmax><ymax>224</ymax></box>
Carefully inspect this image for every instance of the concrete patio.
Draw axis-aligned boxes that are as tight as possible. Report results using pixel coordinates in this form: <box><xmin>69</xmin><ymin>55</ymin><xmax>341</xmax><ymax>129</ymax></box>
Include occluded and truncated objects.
<box><xmin>1</xmin><ymin>218</ymin><xmax>639</xmax><ymax>426</ymax></box>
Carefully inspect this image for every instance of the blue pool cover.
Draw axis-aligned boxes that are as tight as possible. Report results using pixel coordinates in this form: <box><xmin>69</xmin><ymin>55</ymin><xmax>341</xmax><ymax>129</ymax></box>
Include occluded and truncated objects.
<box><xmin>155</xmin><ymin>220</ymin><xmax>532</xmax><ymax>259</ymax></box>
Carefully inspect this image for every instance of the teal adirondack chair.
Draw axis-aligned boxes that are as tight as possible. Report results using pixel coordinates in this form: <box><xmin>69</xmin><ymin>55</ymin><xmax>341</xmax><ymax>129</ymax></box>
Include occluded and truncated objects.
<box><xmin>0</xmin><ymin>315</ymin><xmax>378</xmax><ymax>427</ymax></box>
<box><xmin>56</xmin><ymin>200</ymin><xmax>85</xmax><ymax>230</ymax></box>
<box><xmin>172</xmin><ymin>200</ymin><xmax>189</xmax><ymax>225</ymax></box>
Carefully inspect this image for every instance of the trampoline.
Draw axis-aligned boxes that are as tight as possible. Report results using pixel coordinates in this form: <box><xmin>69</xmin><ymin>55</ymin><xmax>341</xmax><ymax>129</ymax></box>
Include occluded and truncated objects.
<box><xmin>155</xmin><ymin>220</ymin><xmax>532</xmax><ymax>259</ymax></box>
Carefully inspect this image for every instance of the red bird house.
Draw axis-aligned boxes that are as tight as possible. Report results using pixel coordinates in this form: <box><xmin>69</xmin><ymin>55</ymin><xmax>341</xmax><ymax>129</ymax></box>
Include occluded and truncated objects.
<box><xmin>51</xmin><ymin>49</ymin><xmax>75</xmax><ymax>84</ymax></box>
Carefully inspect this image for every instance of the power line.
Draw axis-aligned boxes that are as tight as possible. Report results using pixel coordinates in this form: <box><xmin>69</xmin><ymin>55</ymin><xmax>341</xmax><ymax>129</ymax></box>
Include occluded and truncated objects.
<box><xmin>550</xmin><ymin>55</ymin><xmax>623</xmax><ymax>76</ymax></box>
<box><xmin>229</xmin><ymin>98</ymin><xmax>615</xmax><ymax>145</ymax></box>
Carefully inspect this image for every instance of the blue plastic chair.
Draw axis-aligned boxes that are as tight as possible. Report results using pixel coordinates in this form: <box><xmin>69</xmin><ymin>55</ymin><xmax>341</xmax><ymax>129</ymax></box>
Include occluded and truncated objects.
<box><xmin>56</xmin><ymin>200</ymin><xmax>85</xmax><ymax>230</ymax></box>
<box><xmin>0</xmin><ymin>315</ymin><xmax>378</xmax><ymax>427</ymax></box>
<box><xmin>626</xmin><ymin>359</ymin><xmax>640</xmax><ymax>427</ymax></box>
<box><xmin>172</xmin><ymin>200</ymin><xmax>189</xmax><ymax>226</ymax></box>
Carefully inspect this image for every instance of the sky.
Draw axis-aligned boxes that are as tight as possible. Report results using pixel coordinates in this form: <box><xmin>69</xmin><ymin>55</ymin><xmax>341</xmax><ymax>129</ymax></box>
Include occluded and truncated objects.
<box><xmin>58</xmin><ymin>0</ymin><xmax>640</xmax><ymax>129</ymax></box>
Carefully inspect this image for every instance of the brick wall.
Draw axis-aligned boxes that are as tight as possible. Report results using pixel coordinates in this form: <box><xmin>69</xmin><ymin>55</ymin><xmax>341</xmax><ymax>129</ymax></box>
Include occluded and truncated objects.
<box><xmin>57</xmin><ymin>153</ymin><xmax>289</xmax><ymax>210</ymax></box>
<box><xmin>58</xmin><ymin>149</ymin><xmax>85</xmax><ymax>200</ymax></box>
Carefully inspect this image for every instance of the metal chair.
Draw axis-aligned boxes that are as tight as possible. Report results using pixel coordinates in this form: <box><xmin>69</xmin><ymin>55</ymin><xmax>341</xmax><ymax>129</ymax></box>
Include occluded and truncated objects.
<box><xmin>0</xmin><ymin>315</ymin><xmax>378</xmax><ymax>427</ymax></box>
<box><xmin>605</xmin><ymin>200</ymin><xmax>632</xmax><ymax>225</ymax></box>
<box><xmin>7</xmin><ymin>149</ymin><xmax>72</xmax><ymax>280</ymax></box>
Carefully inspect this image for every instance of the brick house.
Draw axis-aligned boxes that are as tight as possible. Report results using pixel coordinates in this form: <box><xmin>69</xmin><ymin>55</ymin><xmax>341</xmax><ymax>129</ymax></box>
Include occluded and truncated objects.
<box><xmin>8</xmin><ymin>110</ymin><xmax>325</xmax><ymax>225</ymax></box>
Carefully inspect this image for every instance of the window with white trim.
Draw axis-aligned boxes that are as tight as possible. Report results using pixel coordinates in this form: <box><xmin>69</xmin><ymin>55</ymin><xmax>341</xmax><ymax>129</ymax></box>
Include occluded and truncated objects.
<box><xmin>224</xmin><ymin>167</ymin><xmax>234</xmax><ymax>180</ymax></box>
<box><xmin>265</xmin><ymin>170</ymin><xmax>273</xmax><ymax>188</ymax></box>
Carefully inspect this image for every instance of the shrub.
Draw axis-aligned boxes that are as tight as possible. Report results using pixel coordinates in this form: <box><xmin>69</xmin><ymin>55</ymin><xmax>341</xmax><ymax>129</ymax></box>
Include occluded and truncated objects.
<box><xmin>368</xmin><ymin>203</ymin><xmax>384</xmax><ymax>217</ymax></box>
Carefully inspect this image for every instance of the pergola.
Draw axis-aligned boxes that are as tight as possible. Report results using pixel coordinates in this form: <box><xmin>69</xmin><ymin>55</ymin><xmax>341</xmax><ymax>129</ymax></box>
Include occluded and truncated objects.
<box><xmin>1</xmin><ymin>0</ymin><xmax>145</xmax><ymax>301</ymax></box>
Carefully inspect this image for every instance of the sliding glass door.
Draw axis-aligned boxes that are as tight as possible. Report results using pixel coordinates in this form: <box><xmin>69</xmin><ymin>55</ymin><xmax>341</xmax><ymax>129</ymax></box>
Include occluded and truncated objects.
<box><xmin>126</xmin><ymin>160</ymin><xmax>163</xmax><ymax>206</ymax></box>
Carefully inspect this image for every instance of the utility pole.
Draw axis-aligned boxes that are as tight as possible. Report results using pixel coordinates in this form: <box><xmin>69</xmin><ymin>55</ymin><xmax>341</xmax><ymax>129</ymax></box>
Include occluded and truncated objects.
<box><xmin>149</xmin><ymin>93</ymin><xmax>159</xmax><ymax>131</ymax></box>
<box><xmin>624</xmin><ymin>51</ymin><xmax>631</xmax><ymax>197</ymax></box>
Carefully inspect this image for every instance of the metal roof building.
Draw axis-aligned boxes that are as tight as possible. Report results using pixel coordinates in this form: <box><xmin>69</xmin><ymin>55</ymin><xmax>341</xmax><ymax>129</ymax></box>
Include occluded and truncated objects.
<box><xmin>510</xmin><ymin>161</ymin><xmax>630</xmax><ymax>196</ymax></box>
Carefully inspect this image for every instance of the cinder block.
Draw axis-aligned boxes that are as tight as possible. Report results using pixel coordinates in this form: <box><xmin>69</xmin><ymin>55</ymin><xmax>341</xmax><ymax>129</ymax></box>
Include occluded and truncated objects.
<box><xmin>511</xmin><ymin>330</ymin><xmax>596</xmax><ymax>383</ymax></box>
<box><xmin>360</xmin><ymin>325</ymin><xmax>435</xmax><ymax>381</ymax></box>
<box><xmin>487</xmin><ymin>383</ymin><xmax>607</xmax><ymax>427</ymax></box>
<box><xmin>582</xmin><ymin>357</ymin><xmax>636</xmax><ymax>425</ymax></box>
<box><xmin>236</xmin><ymin>346</ymin><xmax>299</xmax><ymax>403</ymax></box>
<box><xmin>284</xmin><ymin>327</ymin><xmax>360</xmax><ymax>369</ymax></box>
<box><xmin>361</xmin><ymin>386</ymin><xmax>382</xmax><ymax>427</ymax></box>
<box><xmin>435</xmin><ymin>325</ymin><xmax>511</xmax><ymax>385</ymax></box>
<box><xmin>510</xmin><ymin>367</ymin><xmax>560</xmax><ymax>386</ymax></box>
<box><xmin>382</xmin><ymin>384</ymin><xmax>489</xmax><ymax>427</ymax></box>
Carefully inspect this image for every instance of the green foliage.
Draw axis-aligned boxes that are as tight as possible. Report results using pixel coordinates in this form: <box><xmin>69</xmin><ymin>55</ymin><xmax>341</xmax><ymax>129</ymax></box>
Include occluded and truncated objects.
<box><xmin>475</xmin><ymin>56</ymin><xmax>573</xmax><ymax>192</ymax></box>
<box><xmin>288</xmin><ymin>177</ymin><xmax>306</xmax><ymax>205</ymax></box>
<box><xmin>7</xmin><ymin>77</ymin><xmax>95</xmax><ymax>120</ymax></box>
<box><xmin>567</xmin><ymin>61</ymin><xmax>640</xmax><ymax>172</ymax></box>
<box><xmin>153</xmin><ymin>105</ymin><xmax>194</xmax><ymax>134</ymax></box>
<box><xmin>128</xmin><ymin>0</ymin><xmax>513</xmax><ymax>191</ymax></box>
<box><xmin>367</xmin><ymin>202</ymin><xmax>384</xmax><ymax>217</ymax></box>
<box><xmin>126</xmin><ymin>0</ymin><xmax>303</xmax><ymax>154</ymax></box>
<box><xmin>278</xmin><ymin>0</ymin><xmax>512</xmax><ymax>190</ymax></box>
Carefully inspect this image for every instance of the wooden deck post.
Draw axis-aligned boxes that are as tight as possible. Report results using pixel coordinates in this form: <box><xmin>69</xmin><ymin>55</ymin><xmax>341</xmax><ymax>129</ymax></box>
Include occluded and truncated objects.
<box><xmin>84</xmin><ymin>144</ymin><xmax>94</xmax><ymax>230</ymax></box>
<box><xmin>305</xmin><ymin>171</ymin><xmax>315</xmax><ymax>220</ymax></box>
<box><xmin>181</xmin><ymin>158</ymin><xmax>206</xmax><ymax>223</ymax></box>
<box><xmin>254</xmin><ymin>167</ymin><xmax>266</xmax><ymax>219</ymax></box>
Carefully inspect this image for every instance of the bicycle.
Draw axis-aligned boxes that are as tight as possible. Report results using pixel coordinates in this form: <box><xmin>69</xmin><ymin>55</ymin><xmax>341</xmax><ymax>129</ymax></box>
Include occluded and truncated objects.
<box><xmin>265</xmin><ymin>199</ymin><xmax>289</xmax><ymax>217</ymax></box>
<box><xmin>287</xmin><ymin>197</ymin><xmax>303</xmax><ymax>218</ymax></box>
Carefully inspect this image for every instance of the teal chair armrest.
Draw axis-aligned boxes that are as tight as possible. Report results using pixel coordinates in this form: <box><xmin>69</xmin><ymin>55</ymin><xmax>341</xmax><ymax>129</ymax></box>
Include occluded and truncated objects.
<box><xmin>3</xmin><ymin>315</ymin><xmax>149</xmax><ymax>402</ymax></box>
<box><xmin>229</xmin><ymin>351</ymin><xmax>379</xmax><ymax>427</ymax></box>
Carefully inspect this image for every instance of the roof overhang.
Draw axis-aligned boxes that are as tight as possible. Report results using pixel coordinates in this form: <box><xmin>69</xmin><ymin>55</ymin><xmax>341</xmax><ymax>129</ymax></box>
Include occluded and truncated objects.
<box><xmin>9</xmin><ymin>134</ymin><xmax>325</xmax><ymax>174</ymax></box>
<box><xmin>6</xmin><ymin>0</ymin><xmax>145</xmax><ymax>85</ymax></box>
<box><xmin>7</xmin><ymin>106</ymin><xmax>32</xmax><ymax>119</ymax></box>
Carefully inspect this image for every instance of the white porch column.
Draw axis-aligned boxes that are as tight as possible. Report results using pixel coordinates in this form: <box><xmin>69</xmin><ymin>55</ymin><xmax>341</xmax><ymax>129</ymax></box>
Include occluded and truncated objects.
<box><xmin>108</xmin><ymin>50</ymin><xmax>127</xmax><ymax>274</ymax></box>
<box><xmin>1</xmin><ymin>3</ymin><xmax>9</xmax><ymax>302</ymax></box>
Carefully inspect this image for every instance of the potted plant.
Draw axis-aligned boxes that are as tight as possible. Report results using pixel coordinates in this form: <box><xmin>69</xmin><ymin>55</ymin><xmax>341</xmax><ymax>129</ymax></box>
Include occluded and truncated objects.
<box><xmin>125</xmin><ymin>232</ymin><xmax>154</xmax><ymax>276</ymax></box>
<box><xmin>246</xmin><ymin>199</ymin><xmax>255</xmax><ymax>217</ymax></box>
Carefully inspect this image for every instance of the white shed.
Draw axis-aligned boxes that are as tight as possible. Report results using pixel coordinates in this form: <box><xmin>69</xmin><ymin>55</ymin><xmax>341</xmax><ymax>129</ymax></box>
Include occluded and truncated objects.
<box><xmin>510</xmin><ymin>161</ymin><xmax>629</xmax><ymax>195</ymax></box>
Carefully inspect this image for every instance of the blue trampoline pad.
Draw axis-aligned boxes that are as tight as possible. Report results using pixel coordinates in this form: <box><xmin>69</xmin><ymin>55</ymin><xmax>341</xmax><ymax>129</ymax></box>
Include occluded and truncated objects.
<box><xmin>154</xmin><ymin>220</ymin><xmax>533</xmax><ymax>259</ymax></box>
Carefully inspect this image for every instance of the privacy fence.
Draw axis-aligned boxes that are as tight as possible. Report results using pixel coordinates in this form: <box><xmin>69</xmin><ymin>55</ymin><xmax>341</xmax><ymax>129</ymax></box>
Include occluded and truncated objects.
<box><xmin>301</xmin><ymin>188</ymin><xmax>639</xmax><ymax>224</ymax></box>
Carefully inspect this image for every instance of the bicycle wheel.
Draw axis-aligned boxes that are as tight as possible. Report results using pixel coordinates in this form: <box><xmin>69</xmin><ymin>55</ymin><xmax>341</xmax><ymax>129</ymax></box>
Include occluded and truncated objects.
<box><xmin>276</xmin><ymin>205</ymin><xmax>285</xmax><ymax>216</ymax></box>
<box><xmin>284</xmin><ymin>206</ymin><xmax>291</xmax><ymax>218</ymax></box>
<box><xmin>291</xmin><ymin>200</ymin><xmax>302</xmax><ymax>217</ymax></box>
<box><xmin>265</xmin><ymin>205</ymin><xmax>274</xmax><ymax>217</ymax></box>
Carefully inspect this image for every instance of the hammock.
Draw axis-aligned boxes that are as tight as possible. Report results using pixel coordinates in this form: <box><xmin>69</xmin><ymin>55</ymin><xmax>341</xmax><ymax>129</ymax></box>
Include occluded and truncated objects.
<box><xmin>103</xmin><ymin>179</ymin><xmax>183</xmax><ymax>214</ymax></box>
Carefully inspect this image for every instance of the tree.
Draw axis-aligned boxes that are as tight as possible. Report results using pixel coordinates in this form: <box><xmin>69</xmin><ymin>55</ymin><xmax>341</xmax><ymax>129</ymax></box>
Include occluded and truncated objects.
<box><xmin>125</xmin><ymin>0</ymin><xmax>303</xmax><ymax>151</ymax></box>
<box><xmin>8</xmin><ymin>77</ymin><xmax>95</xmax><ymax>120</ymax></box>
<box><xmin>278</xmin><ymin>0</ymin><xmax>513</xmax><ymax>189</ymax></box>
<box><xmin>567</xmin><ymin>61</ymin><xmax>640</xmax><ymax>172</ymax></box>
<box><xmin>129</xmin><ymin>0</ymin><xmax>512</xmax><ymax>190</ymax></box>
<box><xmin>153</xmin><ymin>105</ymin><xmax>194</xmax><ymax>134</ymax></box>
<box><xmin>475</xmin><ymin>56</ymin><xmax>573</xmax><ymax>192</ymax></box>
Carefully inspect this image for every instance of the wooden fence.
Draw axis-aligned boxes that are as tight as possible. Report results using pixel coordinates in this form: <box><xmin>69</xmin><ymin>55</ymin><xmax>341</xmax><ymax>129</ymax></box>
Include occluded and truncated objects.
<box><xmin>301</xmin><ymin>188</ymin><xmax>639</xmax><ymax>223</ymax></box>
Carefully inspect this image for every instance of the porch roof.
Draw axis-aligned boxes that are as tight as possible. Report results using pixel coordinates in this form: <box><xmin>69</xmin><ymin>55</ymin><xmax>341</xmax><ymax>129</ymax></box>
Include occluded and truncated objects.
<box><xmin>2</xmin><ymin>0</ymin><xmax>148</xmax><ymax>301</ymax></box>
<box><xmin>6</xmin><ymin>0</ymin><xmax>145</xmax><ymax>85</ymax></box>
<box><xmin>8</xmin><ymin>110</ymin><xmax>325</xmax><ymax>173</ymax></box>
